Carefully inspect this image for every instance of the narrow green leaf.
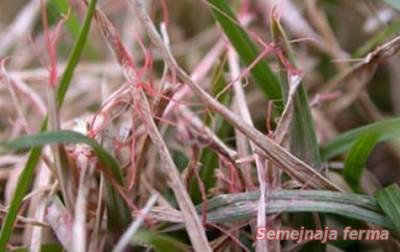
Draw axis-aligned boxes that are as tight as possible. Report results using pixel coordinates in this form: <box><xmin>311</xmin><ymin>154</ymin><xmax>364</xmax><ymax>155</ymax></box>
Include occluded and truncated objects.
<box><xmin>270</xmin><ymin>10</ymin><xmax>322</xmax><ymax>169</ymax></box>
<box><xmin>0</xmin><ymin>0</ymin><xmax>98</xmax><ymax>249</ymax></box>
<box><xmin>47</xmin><ymin>0</ymin><xmax>97</xmax><ymax>59</ymax></box>
<box><xmin>47</xmin><ymin>0</ymin><xmax>84</xmax><ymax>42</ymax></box>
<box><xmin>1</xmin><ymin>130</ymin><xmax>132</xmax><ymax>233</ymax></box>
<box><xmin>321</xmin><ymin>118</ymin><xmax>400</xmax><ymax>159</ymax></box>
<box><xmin>196</xmin><ymin>190</ymin><xmax>394</xmax><ymax>229</ymax></box>
<box><xmin>354</xmin><ymin>20</ymin><xmax>400</xmax><ymax>57</ymax></box>
<box><xmin>132</xmin><ymin>230</ymin><xmax>189</xmax><ymax>252</ymax></box>
<box><xmin>375</xmin><ymin>184</ymin><xmax>400</xmax><ymax>234</ymax></box>
<box><xmin>1</xmin><ymin>130</ymin><xmax>124</xmax><ymax>184</ymax></box>
<box><xmin>189</xmin><ymin>56</ymin><xmax>232</xmax><ymax>203</ymax></box>
<box><xmin>55</xmin><ymin>0</ymin><xmax>98</xmax><ymax>108</ymax></box>
<box><xmin>344</xmin><ymin>132</ymin><xmax>379</xmax><ymax>191</ymax></box>
<box><xmin>201</xmin><ymin>190</ymin><xmax>381</xmax><ymax>212</ymax></box>
<box><xmin>271</xmin><ymin>15</ymin><xmax>324</xmax><ymax>252</ymax></box>
<box><xmin>205</xmin><ymin>197</ymin><xmax>393</xmax><ymax>229</ymax></box>
<box><xmin>106</xmin><ymin>182</ymin><xmax>132</xmax><ymax>233</ymax></box>
<box><xmin>207</xmin><ymin>0</ymin><xmax>282</xmax><ymax>102</ymax></box>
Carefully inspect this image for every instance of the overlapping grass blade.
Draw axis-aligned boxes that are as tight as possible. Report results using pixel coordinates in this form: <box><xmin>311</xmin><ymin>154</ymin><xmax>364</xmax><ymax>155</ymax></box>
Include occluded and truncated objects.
<box><xmin>195</xmin><ymin>190</ymin><xmax>393</xmax><ymax>230</ymax></box>
<box><xmin>271</xmin><ymin>14</ymin><xmax>324</xmax><ymax>252</ymax></box>
<box><xmin>271</xmin><ymin>10</ymin><xmax>322</xmax><ymax>169</ymax></box>
<box><xmin>207</xmin><ymin>0</ymin><xmax>282</xmax><ymax>102</ymax></box>
<box><xmin>189</xmin><ymin>56</ymin><xmax>232</xmax><ymax>203</ymax></box>
<box><xmin>375</xmin><ymin>184</ymin><xmax>400</xmax><ymax>234</ymax></box>
<box><xmin>205</xmin><ymin>198</ymin><xmax>392</xmax><ymax>229</ymax></box>
<box><xmin>200</xmin><ymin>190</ymin><xmax>380</xmax><ymax>212</ymax></box>
<box><xmin>1</xmin><ymin>130</ymin><xmax>124</xmax><ymax>183</ymax></box>
<box><xmin>321</xmin><ymin>117</ymin><xmax>400</xmax><ymax>159</ymax></box>
<box><xmin>209</xmin><ymin>0</ymin><xmax>322</xmax><ymax>167</ymax></box>
<box><xmin>1</xmin><ymin>130</ymin><xmax>131</xmax><ymax>233</ymax></box>
<box><xmin>0</xmin><ymin>0</ymin><xmax>97</xmax><ymax>249</ymax></box>
<box><xmin>344</xmin><ymin>132</ymin><xmax>379</xmax><ymax>191</ymax></box>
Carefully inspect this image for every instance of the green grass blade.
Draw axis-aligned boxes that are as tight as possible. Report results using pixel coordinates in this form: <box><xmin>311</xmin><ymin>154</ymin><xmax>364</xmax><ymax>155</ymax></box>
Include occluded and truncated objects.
<box><xmin>132</xmin><ymin>230</ymin><xmax>189</xmax><ymax>252</ymax></box>
<box><xmin>201</xmin><ymin>190</ymin><xmax>381</xmax><ymax>213</ymax></box>
<box><xmin>106</xmin><ymin>182</ymin><xmax>132</xmax><ymax>233</ymax></box>
<box><xmin>207</xmin><ymin>0</ymin><xmax>282</xmax><ymax>102</ymax></box>
<box><xmin>1</xmin><ymin>130</ymin><xmax>124</xmax><ymax>183</ymax></box>
<box><xmin>375</xmin><ymin>184</ymin><xmax>400</xmax><ymax>234</ymax></box>
<box><xmin>271</xmin><ymin>15</ymin><xmax>324</xmax><ymax>252</ymax></box>
<box><xmin>271</xmin><ymin>14</ymin><xmax>321</xmax><ymax>167</ymax></box>
<box><xmin>206</xmin><ymin>198</ymin><xmax>393</xmax><ymax>229</ymax></box>
<box><xmin>1</xmin><ymin>130</ymin><xmax>132</xmax><ymax>233</ymax></box>
<box><xmin>354</xmin><ymin>20</ymin><xmax>400</xmax><ymax>57</ymax></box>
<box><xmin>290</xmin><ymin>89</ymin><xmax>322</xmax><ymax>166</ymax></box>
<box><xmin>198</xmin><ymin>190</ymin><xmax>393</xmax><ymax>229</ymax></box>
<box><xmin>47</xmin><ymin>0</ymin><xmax>97</xmax><ymax>59</ymax></box>
<box><xmin>55</xmin><ymin>0</ymin><xmax>98</xmax><ymax>108</ymax></box>
<box><xmin>344</xmin><ymin>132</ymin><xmax>379</xmax><ymax>191</ymax></box>
<box><xmin>0</xmin><ymin>0</ymin><xmax>97</xmax><ymax>249</ymax></box>
<box><xmin>48</xmin><ymin>0</ymin><xmax>80</xmax><ymax>36</ymax></box>
<box><xmin>189</xmin><ymin>56</ymin><xmax>233</xmax><ymax>203</ymax></box>
<box><xmin>0</xmin><ymin>145</ymin><xmax>44</xmax><ymax>249</ymax></box>
<box><xmin>321</xmin><ymin>117</ymin><xmax>400</xmax><ymax>159</ymax></box>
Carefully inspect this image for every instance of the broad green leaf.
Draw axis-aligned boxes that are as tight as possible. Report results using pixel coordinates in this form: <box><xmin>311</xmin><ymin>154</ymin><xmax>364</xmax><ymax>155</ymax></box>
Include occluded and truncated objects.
<box><xmin>384</xmin><ymin>0</ymin><xmax>400</xmax><ymax>10</ymax></box>
<box><xmin>344</xmin><ymin>132</ymin><xmax>379</xmax><ymax>191</ymax></box>
<box><xmin>207</xmin><ymin>0</ymin><xmax>282</xmax><ymax>102</ymax></box>
<box><xmin>375</xmin><ymin>184</ymin><xmax>400</xmax><ymax>234</ymax></box>
<box><xmin>1</xmin><ymin>130</ymin><xmax>124</xmax><ymax>184</ymax></box>
<box><xmin>132</xmin><ymin>230</ymin><xmax>189</xmax><ymax>252</ymax></box>
<box><xmin>321</xmin><ymin>118</ymin><xmax>400</xmax><ymax>159</ymax></box>
<box><xmin>0</xmin><ymin>1</ymin><xmax>98</xmax><ymax>249</ymax></box>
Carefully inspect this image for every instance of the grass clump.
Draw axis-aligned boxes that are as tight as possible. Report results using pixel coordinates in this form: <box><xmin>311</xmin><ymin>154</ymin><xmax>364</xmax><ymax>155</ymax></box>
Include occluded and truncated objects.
<box><xmin>1</xmin><ymin>0</ymin><xmax>400</xmax><ymax>251</ymax></box>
